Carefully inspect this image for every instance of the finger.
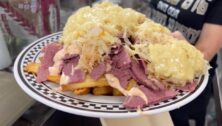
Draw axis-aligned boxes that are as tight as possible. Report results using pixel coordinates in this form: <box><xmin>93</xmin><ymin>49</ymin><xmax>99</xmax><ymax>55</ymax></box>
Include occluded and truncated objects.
<box><xmin>172</xmin><ymin>31</ymin><xmax>186</xmax><ymax>40</ymax></box>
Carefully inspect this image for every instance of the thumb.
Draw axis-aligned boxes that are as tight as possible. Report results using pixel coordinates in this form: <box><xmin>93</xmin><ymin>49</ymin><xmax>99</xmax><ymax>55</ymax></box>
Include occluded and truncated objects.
<box><xmin>172</xmin><ymin>31</ymin><xmax>186</xmax><ymax>40</ymax></box>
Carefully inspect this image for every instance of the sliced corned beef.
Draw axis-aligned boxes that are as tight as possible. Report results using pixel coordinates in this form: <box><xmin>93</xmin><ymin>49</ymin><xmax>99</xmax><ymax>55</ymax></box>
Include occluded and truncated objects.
<box><xmin>130</xmin><ymin>59</ymin><xmax>158</xmax><ymax>90</ymax></box>
<box><xmin>62</xmin><ymin>57</ymin><xmax>79</xmax><ymax>75</ymax></box>
<box><xmin>90</xmin><ymin>62</ymin><xmax>106</xmax><ymax>80</ymax></box>
<box><xmin>112</xmin><ymin>47</ymin><xmax>131</xmax><ymax>69</ymax></box>
<box><xmin>123</xmin><ymin>96</ymin><xmax>145</xmax><ymax>109</ymax></box>
<box><xmin>37</xmin><ymin>43</ymin><xmax>62</xmax><ymax>83</ymax></box>
<box><xmin>62</xmin><ymin>56</ymin><xmax>85</xmax><ymax>84</ymax></box>
<box><xmin>109</xmin><ymin>67</ymin><xmax>132</xmax><ymax>88</ymax></box>
<box><xmin>37</xmin><ymin>67</ymin><xmax>50</xmax><ymax>83</ymax></box>
<box><xmin>69</xmin><ymin>69</ymin><xmax>86</xmax><ymax>83</ymax></box>
<box><xmin>123</xmin><ymin>85</ymin><xmax>177</xmax><ymax>109</ymax></box>
<box><xmin>177</xmin><ymin>81</ymin><xmax>197</xmax><ymax>92</ymax></box>
<box><xmin>140</xmin><ymin>85</ymin><xmax>177</xmax><ymax>105</ymax></box>
<box><xmin>106</xmin><ymin>45</ymin><xmax>132</xmax><ymax>88</ymax></box>
<box><xmin>138</xmin><ymin>59</ymin><xmax>148</xmax><ymax>74</ymax></box>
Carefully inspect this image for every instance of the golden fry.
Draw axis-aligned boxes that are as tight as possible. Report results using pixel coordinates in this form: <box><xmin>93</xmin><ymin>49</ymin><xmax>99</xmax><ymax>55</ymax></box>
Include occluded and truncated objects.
<box><xmin>112</xmin><ymin>88</ymin><xmax>123</xmax><ymax>96</ymax></box>
<box><xmin>92</xmin><ymin>86</ymin><xmax>113</xmax><ymax>95</ymax></box>
<box><xmin>24</xmin><ymin>63</ymin><xmax>40</xmax><ymax>74</ymax></box>
<box><xmin>73</xmin><ymin>88</ymin><xmax>91</xmax><ymax>95</ymax></box>
<box><xmin>24</xmin><ymin>62</ymin><xmax>61</xmax><ymax>83</ymax></box>
<box><xmin>61</xmin><ymin>76</ymin><xmax>109</xmax><ymax>91</ymax></box>
<box><xmin>47</xmin><ymin>76</ymin><xmax>60</xmax><ymax>84</ymax></box>
<box><xmin>126</xmin><ymin>79</ymin><xmax>137</xmax><ymax>90</ymax></box>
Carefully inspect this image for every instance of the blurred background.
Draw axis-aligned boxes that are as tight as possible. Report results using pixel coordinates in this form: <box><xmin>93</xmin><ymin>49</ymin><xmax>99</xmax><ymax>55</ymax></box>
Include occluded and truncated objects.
<box><xmin>0</xmin><ymin>0</ymin><xmax>221</xmax><ymax>126</ymax></box>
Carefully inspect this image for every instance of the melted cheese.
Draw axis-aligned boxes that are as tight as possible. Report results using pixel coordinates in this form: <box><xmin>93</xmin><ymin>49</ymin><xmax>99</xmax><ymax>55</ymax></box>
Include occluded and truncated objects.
<box><xmin>61</xmin><ymin>2</ymin><xmax>146</xmax><ymax>45</ymax></box>
<box><xmin>136</xmin><ymin>20</ymin><xmax>171</xmax><ymax>43</ymax></box>
<box><xmin>132</xmin><ymin>40</ymin><xmax>207</xmax><ymax>86</ymax></box>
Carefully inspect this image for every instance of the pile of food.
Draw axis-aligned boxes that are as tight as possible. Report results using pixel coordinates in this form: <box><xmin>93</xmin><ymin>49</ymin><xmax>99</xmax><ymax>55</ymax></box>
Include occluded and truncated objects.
<box><xmin>25</xmin><ymin>2</ymin><xmax>208</xmax><ymax>109</ymax></box>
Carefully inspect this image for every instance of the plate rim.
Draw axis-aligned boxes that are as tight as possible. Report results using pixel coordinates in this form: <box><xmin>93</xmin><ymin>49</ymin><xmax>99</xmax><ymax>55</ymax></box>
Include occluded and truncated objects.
<box><xmin>13</xmin><ymin>32</ymin><xmax>209</xmax><ymax>118</ymax></box>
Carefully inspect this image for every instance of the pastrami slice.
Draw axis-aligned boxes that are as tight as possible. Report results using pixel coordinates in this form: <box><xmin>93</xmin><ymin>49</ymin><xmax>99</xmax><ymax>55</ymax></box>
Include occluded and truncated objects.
<box><xmin>112</xmin><ymin>47</ymin><xmax>131</xmax><ymax>69</ymax></box>
<box><xmin>90</xmin><ymin>62</ymin><xmax>106</xmax><ymax>80</ymax></box>
<box><xmin>130</xmin><ymin>59</ymin><xmax>157</xmax><ymax>90</ymax></box>
<box><xmin>123</xmin><ymin>85</ymin><xmax>177</xmax><ymax>109</ymax></box>
<box><xmin>109</xmin><ymin>67</ymin><xmax>131</xmax><ymax>88</ymax></box>
<box><xmin>123</xmin><ymin>96</ymin><xmax>146</xmax><ymax>109</ymax></box>
<box><xmin>36</xmin><ymin>43</ymin><xmax>62</xmax><ymax>83</ymax></box>
<box><xmin>61</xmin><ymin>56</ymin><xmax>86</xmax><ymax>84</ymax></box>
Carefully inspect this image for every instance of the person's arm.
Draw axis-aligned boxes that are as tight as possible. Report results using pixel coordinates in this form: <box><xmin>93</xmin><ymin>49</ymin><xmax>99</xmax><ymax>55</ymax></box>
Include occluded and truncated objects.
<box><xmin>195</xmin><ymin>23</ymin><xmax>222</xmax><ymax>61</ymax></box>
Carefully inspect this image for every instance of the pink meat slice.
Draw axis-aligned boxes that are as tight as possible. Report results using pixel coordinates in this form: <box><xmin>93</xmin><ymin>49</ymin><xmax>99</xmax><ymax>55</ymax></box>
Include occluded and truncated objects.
<box><xmin>112</xmin><ymin>47</ymin><xmax>131</xmax><ymax>69</ymax></box>
<box><xmin>123</xmin><ymin>96</ymin><xmax>145</xmax><ymax>109</ymax></box>
<box><xmin>138</xmin><ymin>59</ymin><xmax>148</xmax><ymax>74</ymax></box>
<box><xmin>36</xmin><ymin>43</ymin><xmax>62</xmax><ymax>83</ymax></box>
<box><xmin>90</xmin><ymin>62</ymin><xmax>106</xmax><ymax>80</ymax></box>
<box><xmin>109</xmin><ymin>67</ymin><xmax>132</xmax><ymax>88</ymax></box>
<box><xmin>130</xmin><ymin>59</ymin><xmax>159</xmax><ymax>90</ymax></box>
<box><xmin>123</xmin><ymin>85</ymin><xmax>177</xmax><ymax>109</ymax></box>
<box><xmin>140</xmin><ymin>85</ymin><xmax>177</xmax><ymax>105</ymax></box>
<box><xmin>62</xmin><ymin>57</ymin><xmax>79</xmax><ymax>75</ymax></box>
<box><xmin>69</xmin><ymin>69</ymin><xmax>86</xmax><ymax>83</ymax></box>
<box><xmin>108</xmin><ymin>46</ymin><xmax>132</xmax><ymax>88</ymax></box>
<box><xmin>62</xmin><ymin>56</ymin><xmax>86</xmax><ymax>84</ymax></box>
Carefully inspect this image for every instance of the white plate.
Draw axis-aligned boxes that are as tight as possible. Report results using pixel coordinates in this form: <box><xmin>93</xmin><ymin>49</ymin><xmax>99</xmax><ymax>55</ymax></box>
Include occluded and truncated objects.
<box><xmin>14</xmin><ymin>32</ymin><xmax>209</xmax><ymax>118</ymax></box>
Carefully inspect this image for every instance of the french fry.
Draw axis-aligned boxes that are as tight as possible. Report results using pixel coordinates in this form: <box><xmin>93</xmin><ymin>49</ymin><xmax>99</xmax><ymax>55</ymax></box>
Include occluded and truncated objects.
<box><xmin>112</xmin><ymin>88</ymin><xmax>123</xmax><ymax>96</ymax></box>
<box><xmin>47</xmin><ymin>76</ymin><xmax>60</xmax><ymax>84</ymax></box>
<box><xmin>24</xmin><ymin>63</ymin><xmax>109</xmax><ymax>89</ymax></box>
<box><xmin>73</xmin><ymin>88</ymin><xmax>91</xmax><ymax>95</ymax></box>
<box><xmin>126</xmin><ymin>79</ymin><xmax>137</xmax><ymax>90</ymax></box>
<box><xmin>61</xmin><ymin>76</ymin><xmax>109</xmax><ymax>91</ymax></box>
<box><xmin>24</xmin><ymin>63</ymin><xmax>40</xmax><ymax>74</ymax></box>
<box><xmin>24</xmin><ymin>62</ymin><xmax>137</xmax><ymax>97</ymax></box>
<box><xmin>24</xmin><ymin>62</ymin><xmax>61</xmax><ymax>83</ymax></box>
<box><xmin>92</xmin><ymin>86</ymin><xmax>113</xmax><ymax>95</ymax></box>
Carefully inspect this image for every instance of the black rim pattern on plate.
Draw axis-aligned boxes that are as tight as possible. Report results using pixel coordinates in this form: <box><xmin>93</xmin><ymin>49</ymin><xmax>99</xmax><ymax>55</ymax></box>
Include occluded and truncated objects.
<box><xmin>17</xmin><ymin>32</ymin><xmax>204</xmax><ymax>113</ymax></box>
